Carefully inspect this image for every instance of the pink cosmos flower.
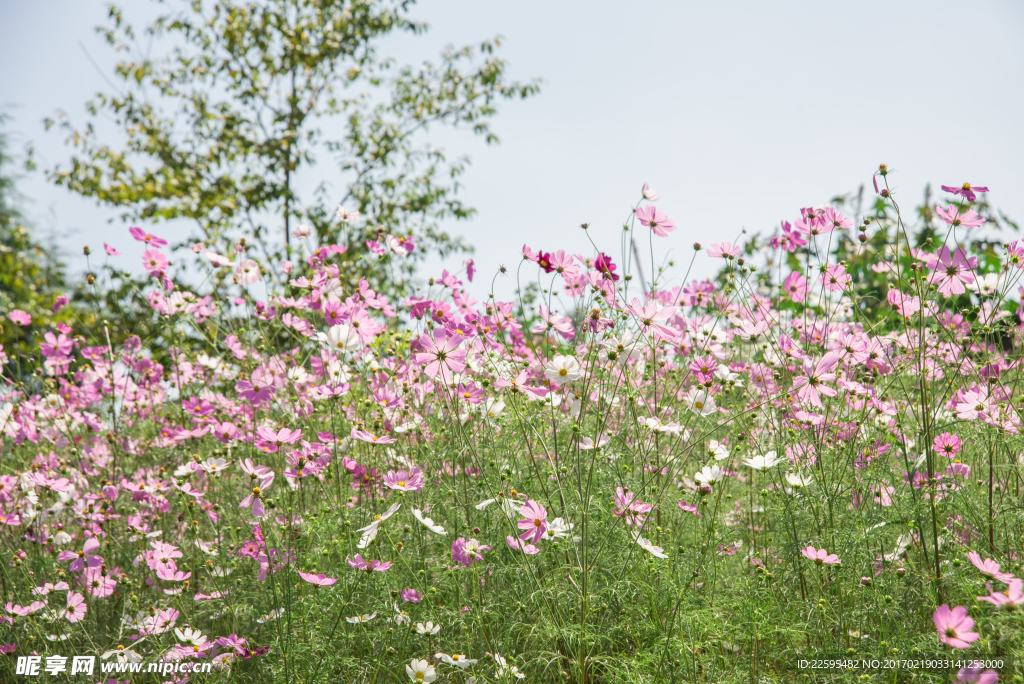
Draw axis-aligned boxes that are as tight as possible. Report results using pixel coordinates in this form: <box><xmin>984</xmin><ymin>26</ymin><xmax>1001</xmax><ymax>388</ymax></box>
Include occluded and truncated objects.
<box><xmin>801</xmin><ymin>546</ymin><xmax>840</xmax><ymax>565</ymax></box>
<box><xmin>626</xmin><ymin>297</ymin><xmax>678</xmax><ymax>340</ymax></box>
<box><xmin>942</xmin><ymin>183</ymin><xmax>988</xmax><ymax>202</ymax></box>
<box><xmin>531</xmin><ymin>305</ymin><xmax>575</xmax><ymax>340</ymax></box>
<box><xmin>934</xmin><ymin>432</ymin><xmax>962</xmax><ymax>458</ymax></box>
<box><xmin>933</xmin><ymin>605</ymin><xmax>979</xmax><ymax>649</ymax></box>
<box><xmin>706</xmin><ymin>242</ymin><xmax>741</xmax><ymax>259</ymax></box>
<box><xmin>452</xmin><ymin>537</ymin><xmax>491</xmax><ymax>566</ymax></box>
<box><xmin>887</xmin><ymin>289</ymin><xmax>921</xmax><ymax>317</ymax></box>
<box><xmin>57</xmin><ymin>537</ymin><xmax>103</xmax><ymax>572</ymax></box>
<box><xmin>402</xmin><ymin>589</ymin><xmax>422</xmax><ymax>603</ymax></box>
<box><xmin>129</xmin><ymin>226</ymin><xmax>168</xmax><ymax>247</ymax></box>
<box><xmin>146</xmin><ymin>541</ymin><xmax>184</xmax><ymax>573</ymax></box>
<box><xmin>82</xmin><ymin>568</ymin><xmax>117</xmax><ymax>598</ymax></box>
<box><xmin>7</xmin><ymin>310</ymin><xmax>30</xmax><ymax>326</ymax></box>
<box><xmin>955</xmin><ymin>665</ymin><xmax>999</xmax><ymax>684</ymax></box>
<box><xmin>928</xmin><ymin>247</ymin><xmax>977</xmax><ymax>297</ymax></box>
<box><xmin>103</xmin><ymin>242</ymin><xmax>122</xmax><ymax>256</ymax></box>
<box><xmin>822</xmin><ymin>207</ymin><xmax>853</xmax><ymax>230</ymax></box>
<box><xmin>967</xmin><ymin>551</ymin><xmax>1015</xmax><ymax>583</ymax></box>
<box><xmin>65</xmin><ymin>592</ymin><xmax>87</xmax><ymax>623</ymax></box>
<box><xmin>52</xmin><ymin>295</ymin><xmax>69</xmax><ymax>313</ymax></box>
<box><xmin>347</xmin><ymin>554</ymin><xmax>393</xmax><ymax>573</ymax></box>
<box><xmin>383</xmin><ymin>466</ymin><xmax>425</xmax><ymax>492</ymax></box>
<box><xmin>976</xmin><ymin>578</ymin><xmax>1024</xmax><ymax>609</ymax></box>
<box><xmin>5</xmin><ymin>601</ymin><xmax>45</xmax><ymax>616</ymax></box>
<box><xmin>517</xmin><ymin>499</ymin><xmax>548</xmax><ymax>544</ymax></box>
<box><xmin>676</xmin><ymin>501</ymin><xmax>701</xmax><ymax>517</ymax></box>
<box><xmin>783</xmin><ymin>271</ymin><xmax>809</xmax><ymax>303</ymax></box>
<box><xmin>506</xmin><ymin>535</ymin><xmax>540</xmax><ymax>555</ymax></box>
<box><xmin>142</xmin><ymin>249</ymin><xmax>169</xmax><ymax>273</ymax></box>
<box><xmin>351</xmin><ymin>428</ymin><xmax>397</xmax><ymax>445</ymax></box>
<box><xmin>819</xmin><ymin>264</ymin><xmax>851</xmax><ymax>292</ymax></box>
<box><xmin>297</xmin><ymin>571</ymin><xmax>338</xmax><ymax>586</ymax></box>
<box><xmin>414</xmin><ymin>329</ymin><xmax>467</xmax><ymax>383</ymax></box>
<box><xmin>634</xmin><ymin>205</ymin><xmax>676</xmax><ymax>237</ymax></box>
<box><xmin>935</xmin><ymin>205</ymin><xmax>986</xmax><ymax>230</ymax></box>
<box><xmin>613</xmin><ymin>487</ymin><xmax>653</xmax><ymax>528</ymax></box>
<box><xmin>792</xmin><ymin>353</ymin><xmax>841</xmax><ymax>409</ymax></box>
<box><xmin>239</xmin><ymin>473</ymin><xmax>274</xmax><ymax>518</ymax></box>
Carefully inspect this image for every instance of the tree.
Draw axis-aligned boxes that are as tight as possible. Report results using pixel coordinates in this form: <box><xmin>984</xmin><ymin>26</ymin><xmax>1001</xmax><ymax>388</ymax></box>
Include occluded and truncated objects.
<box><xmin>0</xmin><ymin>116</ymin><xmax>73</xmax><ymax>372</ymax></box>
<box><xmin>44</xmin><ymin>0</ymin><xmax>539</xmax><ymax>295</ymax></box>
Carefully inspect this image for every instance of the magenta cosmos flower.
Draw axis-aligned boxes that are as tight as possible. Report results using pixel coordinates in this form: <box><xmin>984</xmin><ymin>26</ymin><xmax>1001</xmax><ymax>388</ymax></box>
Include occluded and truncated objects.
<box><xmin>517</xmin><ymin>499</ymin><xmax>548</xmax><ymax>544</ymax></box>
<box><xmin>800</xmin><ymin>546</ymin><xmax>840</xmax><ymax>565</ymax></box>
<box><xmin>941</xmin><ymin>182</ymin><xmax>988</xmax><ymax>202</ymax></box>
<box><xmin>634</xmin><ymin>205</ymin><xmax>676</xmax><ymax>237</ymax></box>
<box><xmin>383</xmin><ymin>466</ymin><xmax>425</xmax><ymax>492</ymax></box>
<box><xmin>297</xmin><ymin>570</ymin><xmax>338</xmax><ymax>586</ymax></box>
<box><xmin>57</xmin><ymin>537</ymin><xmax>103</xmax><ymax>573</ymax></box>
<box><xmin>933</xmin><ymin>605</ymin><xmax>979</xmax><ymax>649</ymax></box>
<box><xmin>129</xmin><ymin>226</ymin><xmax>168</xmax><ymax>247</ymax></box>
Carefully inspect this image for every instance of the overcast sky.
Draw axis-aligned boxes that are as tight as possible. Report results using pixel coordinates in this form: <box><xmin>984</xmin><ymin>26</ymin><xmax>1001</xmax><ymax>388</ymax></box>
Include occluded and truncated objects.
<box><xmin>2</xmin><ymin>0</ymin><xmax>1023</xmax><ymax>301</ymax></box>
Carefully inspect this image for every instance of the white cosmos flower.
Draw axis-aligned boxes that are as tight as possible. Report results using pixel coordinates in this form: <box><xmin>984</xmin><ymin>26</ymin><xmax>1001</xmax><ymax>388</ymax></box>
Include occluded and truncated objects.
<box><xmin>320</xmin><ymin>324</ymin><xmax>361</xmax><ymax>353</ymax></box>
<box><xmin>101</xmin><ymin>646</ymin><xmax>144</xmax><ymax>663</ymax></box>
<box><xmin>543</xmin><ymin>517</ymin><xmax>574</xmax><ymax>540</ymax></box>
<box><xmin>174</xmin><ymin>627</ymin><xmax>207</xmax><ymax>646</ymax></box>
<box><xmin>786</xmin><ymin>471</ymin><xmax>813</xmax><ymax>488</ymax></box>
<box><xmin>406</xmin><ymin>658</ymin><xmax>436</xmax><ymax>682</ymax></box>
<box><xmin>201</xmin><ymin>458</ymin><xmax>229</xmax><ymax>475</ymax></box>
<box><xmin>707</xmin><ymin>440</ymin><xmax>730</xmax><ymax>461</ymax></box>
<box><xmin>414</xmin><ymin>621</ymin><xmax>441</xmax><ymax>635</ymax></box>
<box><xmin>481</xmin><ymin>397</ymin><xmax>505</xmax><ymax>421</ymax></box>
<box><xmin>412</xmin><ymin>508</ymin><xmax>446</xmax><ymax>535</ymax></box>
<box><xmin>391</xmin><ymin>603</ymin><xmax>410</xmax><ymax>626</ymax></box>
<box><xmin>694</xmin><ymin>464</ymin><xmax>725</xmax><ymax>486</ymax></box>
<box><xmin>203</xmin><ymin>250</ymin><xmax>234</xmax><ymax>267</ymax></box>
<box><xmin>356</xmin><ymin>503</ymin><xmax>401</xmax><ymax>549</ymax></box>
<box><xmin>684</xmin><ymin>388</ymin><xmax>717</xmax><ymax>416</ymax></box>
<box><xmin>335</xmin><ymin>205</ymin><xmax>362</xmax><ymax>223</ymax></box>
<box><xmin>291</xmin><ymin>223</ymin><xmax>313</xmax><ymax>239</ymax></box>
<box><xmin>544</xmin><ymin>355</ymin><xmax>581</xmax><ymax>385</ymax></box>
<box><xmin>435</xmin><ymin>653</ymin><xmax>478</xmax><ymax>668</ymax></box>
<box><xmin>743</xmin><ymin>452</ymin><xmax>781</xmax><ymax>470</ymax></box>
<box><xmin>634</xmin><ymin>534</ymin><xmax>668</xmax><ymax>559</ymax></box>
<box><xmin>494</xmin><ymin>653</ymin><xmax>526</xmax><ymax>679</ymax></box>
<box><xmin>345</xmin><ymin>613</ymin><xmax>377</xmax><ymax>624</ymax></box>
<box><xmin>642</xmin><ymin>416</ymin><xmax>683</xmax><ymax>434</ymax></box>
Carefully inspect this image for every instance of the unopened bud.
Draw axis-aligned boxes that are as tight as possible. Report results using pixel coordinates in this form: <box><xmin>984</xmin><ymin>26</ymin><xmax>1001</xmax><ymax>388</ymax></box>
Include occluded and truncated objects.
<box><xmin>693</xmin><ymin>243</ymin><xmax>702</xmax><ymax>251</ymax></box>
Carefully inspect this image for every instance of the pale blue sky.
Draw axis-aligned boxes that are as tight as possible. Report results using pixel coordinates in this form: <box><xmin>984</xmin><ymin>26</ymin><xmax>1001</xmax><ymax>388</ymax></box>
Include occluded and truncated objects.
<box><xmin>2</xmin><ymin>0</ymin><xmax>1023</xmax><ymax>301</ymax></box>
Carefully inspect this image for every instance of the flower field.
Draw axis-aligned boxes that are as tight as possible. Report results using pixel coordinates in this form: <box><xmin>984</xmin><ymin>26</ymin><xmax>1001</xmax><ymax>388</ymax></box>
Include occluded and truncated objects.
<box><xmin>1</xmin><ymin>170</ymin><xmax>1023</xmax><ymax>683</ymax></box>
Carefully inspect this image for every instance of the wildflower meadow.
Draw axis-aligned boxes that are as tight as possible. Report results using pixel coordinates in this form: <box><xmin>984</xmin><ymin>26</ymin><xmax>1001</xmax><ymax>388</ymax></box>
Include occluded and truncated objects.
<box><xmin>1</xmin><ymin>163</ymin><xmax>1024</xmax><ymax>684</ymax></box>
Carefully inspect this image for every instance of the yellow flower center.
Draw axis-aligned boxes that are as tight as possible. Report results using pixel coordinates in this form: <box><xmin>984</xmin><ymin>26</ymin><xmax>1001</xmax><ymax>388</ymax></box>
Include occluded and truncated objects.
<box><xmin>559</xmin><ymin>368</ymin><xmax>567</xmax><ymax>376</ymax></box>
<box><xmin>252</xmin><ymin>487</ymin><xmax>261</xmax><ymax>495</ymax></box>
<box><xmin>397</xmin><ymin>481</ymin><xmax>406</xmax><ymax>488</ymax></box>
